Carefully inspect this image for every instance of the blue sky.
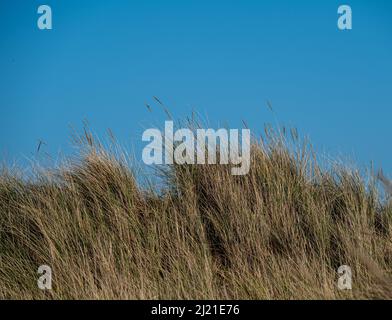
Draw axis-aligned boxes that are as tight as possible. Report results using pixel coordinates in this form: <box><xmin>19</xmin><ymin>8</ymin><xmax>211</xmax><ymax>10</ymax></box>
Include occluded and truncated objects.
<box><xmin>1</xmin><ymin>0</ymin><xmax>391</xmax><ymax>174</ymax></box>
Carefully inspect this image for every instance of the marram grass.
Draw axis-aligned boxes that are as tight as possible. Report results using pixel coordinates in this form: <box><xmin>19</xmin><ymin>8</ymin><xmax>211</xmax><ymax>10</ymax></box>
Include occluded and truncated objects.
<box><xmin>0</xmin><ymin>127</ymin><xmax>391</xmax><ymax>300</ymax></box>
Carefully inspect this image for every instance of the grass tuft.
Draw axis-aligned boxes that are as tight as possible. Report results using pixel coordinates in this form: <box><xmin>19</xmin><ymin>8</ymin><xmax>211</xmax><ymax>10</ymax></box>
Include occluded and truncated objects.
<box><xmin>0</xmin><ymin>125</ymin><xmax>391</xmax><ymax>299</ymax></box>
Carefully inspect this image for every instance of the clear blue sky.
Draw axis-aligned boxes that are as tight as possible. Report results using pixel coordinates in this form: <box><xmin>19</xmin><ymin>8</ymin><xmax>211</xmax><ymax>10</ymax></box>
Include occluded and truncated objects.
<box><xmin>1</xmin><ymin>0</ymin><xmax>391</xmax><ymax>174</ymax></box>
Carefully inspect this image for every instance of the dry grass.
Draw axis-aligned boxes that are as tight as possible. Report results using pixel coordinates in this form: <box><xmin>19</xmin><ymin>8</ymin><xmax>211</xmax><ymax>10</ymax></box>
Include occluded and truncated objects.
<box><xmin>0</xmin><ymin>126</ymin><xmax>391</xmax><ymax>300</ymax></box>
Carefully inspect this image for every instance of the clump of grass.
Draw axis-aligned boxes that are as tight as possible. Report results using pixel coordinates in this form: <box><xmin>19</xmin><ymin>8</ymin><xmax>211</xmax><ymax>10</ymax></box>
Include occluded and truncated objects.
<box><xmin>0</xmin><ymin>124</ymin><xmax>391</xmax><ymax>300</ymax></box>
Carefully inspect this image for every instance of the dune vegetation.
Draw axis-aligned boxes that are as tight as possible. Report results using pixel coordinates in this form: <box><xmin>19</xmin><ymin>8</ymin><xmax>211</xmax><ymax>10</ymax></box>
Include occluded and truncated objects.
<box><xmin>0</xmin><ymin>124</ymin><xmax>391</xmax><ymax>300</ymax></box>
